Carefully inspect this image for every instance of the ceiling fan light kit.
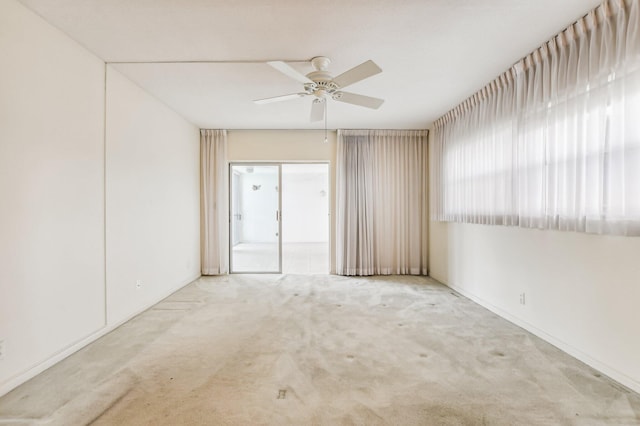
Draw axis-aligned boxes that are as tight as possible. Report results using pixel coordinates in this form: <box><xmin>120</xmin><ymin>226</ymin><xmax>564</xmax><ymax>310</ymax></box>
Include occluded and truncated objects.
<box><xmin>254</xmin><ymin>56</ymin><xmax>384</xmax><ymax>123</ymax></box>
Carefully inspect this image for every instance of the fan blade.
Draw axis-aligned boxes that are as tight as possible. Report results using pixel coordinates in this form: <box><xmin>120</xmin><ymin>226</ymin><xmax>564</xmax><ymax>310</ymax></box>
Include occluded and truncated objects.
<box><xmin>333</xmin><ymin>60</ymin><xmax>382</xmax><ymax>89</ymax></box>
<box><xmin>253</xmin><ymin>93</ymin><xmax>307</xmax><ymax>104</ymax></box>
<box><xmin>268</xmin><ymin>61</ymin><xmax>314</xmax><ymax>84</ymax></box>
<box><xmin>333</xmin><ymin>91</ymin><xmax>384</xmax><ymax>109</ymax></box>
<box><xmin>310</xmin><ymin>99</ymin><xmax>325</xmax><ymax>122</ymax></box>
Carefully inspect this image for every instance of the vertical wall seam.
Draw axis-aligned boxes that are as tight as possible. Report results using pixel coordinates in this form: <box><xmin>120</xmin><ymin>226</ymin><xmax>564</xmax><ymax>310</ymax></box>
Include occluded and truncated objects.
<box><xmin>103</xmin><ymin>62</ymin><xmax>108</xmax><ymax>327</ymax></box>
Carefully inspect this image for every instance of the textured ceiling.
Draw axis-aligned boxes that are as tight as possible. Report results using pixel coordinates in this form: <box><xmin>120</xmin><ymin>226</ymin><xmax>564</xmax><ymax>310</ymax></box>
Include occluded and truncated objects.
<box><xmin>19</xmin><ymin>0</ymin><xmax>602</xmax><ymax>129</ymax></box>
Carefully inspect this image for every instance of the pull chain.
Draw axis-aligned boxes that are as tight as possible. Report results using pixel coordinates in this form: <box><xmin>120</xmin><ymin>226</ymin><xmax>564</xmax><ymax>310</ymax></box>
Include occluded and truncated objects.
<box><xmin>324</xmin><ymin>99</ymin><xmax>328</xmax><ymax>143</ymax></box>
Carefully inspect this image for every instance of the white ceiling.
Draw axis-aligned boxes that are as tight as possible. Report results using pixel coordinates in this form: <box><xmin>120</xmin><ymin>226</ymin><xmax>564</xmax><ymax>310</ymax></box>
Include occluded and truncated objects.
<box><xmin>20</xmin><ymin>0</ymin><xmax>601</xmax><ymax>129</ymax></box>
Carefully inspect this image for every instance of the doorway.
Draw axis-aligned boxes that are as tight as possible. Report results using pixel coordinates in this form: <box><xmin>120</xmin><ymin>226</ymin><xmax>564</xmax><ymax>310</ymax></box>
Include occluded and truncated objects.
<box><xmin>229</xmin><ymin>163</ymin><xmax>329</xmax><ymax>274</ymax></box>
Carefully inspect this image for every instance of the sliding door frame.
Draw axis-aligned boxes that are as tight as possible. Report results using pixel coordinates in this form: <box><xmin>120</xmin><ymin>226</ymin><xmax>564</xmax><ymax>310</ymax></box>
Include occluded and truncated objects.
<box><xmin>229</xmin><ymin>161</ymin><xmax>331</xmax><ymax>274</ymax></box>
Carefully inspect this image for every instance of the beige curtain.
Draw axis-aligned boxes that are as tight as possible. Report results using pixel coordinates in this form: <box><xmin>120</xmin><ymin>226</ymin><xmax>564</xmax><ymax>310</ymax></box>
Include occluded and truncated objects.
<box><xmin>201</xmin><ymin>129</ymin><xmax>228</xmax><ymax>275</ymax></box>
<box><xmin>336</xmin><ymin>130</ymin><xmax>429</xmax><ymax>276</ymax></box>
<box><xmin>432</xmin><ymin>0</ymin><xmax>640</xmax><ymax>236</ymax></box>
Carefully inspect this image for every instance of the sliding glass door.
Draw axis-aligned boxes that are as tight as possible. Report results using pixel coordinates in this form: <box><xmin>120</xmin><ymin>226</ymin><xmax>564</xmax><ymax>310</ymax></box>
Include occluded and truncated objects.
<box><xmin>229</xmin><ymin>164</ymin><xmax>281</xmax><ymax>273</ymax></box>
<box><xmin>229</xmin><ymin>162</ymin><xmax>330</xmax><ymax>274</ymax></box>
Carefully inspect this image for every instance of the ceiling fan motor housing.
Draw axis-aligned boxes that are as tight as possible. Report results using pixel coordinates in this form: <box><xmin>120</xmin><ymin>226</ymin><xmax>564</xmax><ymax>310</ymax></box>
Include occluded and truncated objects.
<box><xmin>305</xmin><ymin>56</ymin><xmax>339</xmax><ymax>98</ymax></box>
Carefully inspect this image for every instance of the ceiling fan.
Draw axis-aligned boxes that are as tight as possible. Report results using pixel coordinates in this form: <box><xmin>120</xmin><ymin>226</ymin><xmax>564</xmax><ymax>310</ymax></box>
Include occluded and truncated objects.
<box><xmin>253</xmin><ymin>56</ymin><xmax>384</xmax><ymax>122</ymax></box>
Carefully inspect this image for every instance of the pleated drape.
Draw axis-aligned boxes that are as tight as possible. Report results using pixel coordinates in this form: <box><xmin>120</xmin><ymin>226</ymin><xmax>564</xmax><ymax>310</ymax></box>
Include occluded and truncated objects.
<box><xmin>432</xmin><ymin>0</ymin><xmax>640</xmax><ymax>236</ymax></box>
<box><xmin>200</xmin><ymin>129</ymin><xmax>228</xmax><ymax>275</ymax></box>
<box><xmin>336</xmin><ymin>130</ymin><xmax>429</xmax><ymax>276</ymax></box>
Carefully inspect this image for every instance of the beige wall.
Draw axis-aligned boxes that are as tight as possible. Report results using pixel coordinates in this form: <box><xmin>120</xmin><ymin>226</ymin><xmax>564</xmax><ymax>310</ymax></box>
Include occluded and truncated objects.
<box><xmin>0</xmin><ymin>0</ymin><xmax>106</xmax><ymax>393</ymax></box>
<box><xmin>228</xmin><ymin>130</ymin><xmax>337</xmax><ymax>272</ymax></box>
<box><xmin>105</xmin><ymin>67</ymin><xmax>201</xmax><ymax>325</ymax></box>
<box><xmin>0</xmin><ymin>0</ymin><xmax>201</xmax><ymax>396</ymax></box>
<box><xmin>428</xmin><ymin>138</ymin><xmax>640</xmax><ymax>393</ymax></box>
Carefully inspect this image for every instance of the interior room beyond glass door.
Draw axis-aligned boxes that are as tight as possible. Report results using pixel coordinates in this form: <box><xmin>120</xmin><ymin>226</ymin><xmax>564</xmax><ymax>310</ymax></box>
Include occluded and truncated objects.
<box><xmin>230</xmin><ymin>164</ymin><xmax>281</xmax><ymax>273</ymax></box>
<box><xmin>281</xmin><ymin>163</ymin><xmax>329</xmax><ymax>274</ymax></box>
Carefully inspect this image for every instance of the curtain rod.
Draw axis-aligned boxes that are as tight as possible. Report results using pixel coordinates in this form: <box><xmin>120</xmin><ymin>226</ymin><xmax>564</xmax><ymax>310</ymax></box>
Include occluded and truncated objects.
<box><xmin>338</xmin><ymin>128</ymin><xmax>430</xmax><ymax>131</ymax></box>
<box><xmin>218</xmin><ymin>128</ymin><xmax>430</xmax><ymax>131</ymax></box>
<box><xmin>223</xmin><ymin>128</ymin><xmax>338</xmax><ymax>131</ymax></box>
<box><xmin>433</xmin><ymin>0</ymin><xmax>624</xmax><ymax>129</ymax></box>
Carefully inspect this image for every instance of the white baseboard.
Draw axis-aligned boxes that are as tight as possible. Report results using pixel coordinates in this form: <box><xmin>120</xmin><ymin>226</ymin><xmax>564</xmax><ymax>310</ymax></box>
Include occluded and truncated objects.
<box><xmin>0</xmin><ymin>273</ymin><xmax>201</xmax><ymax>398</ymax></box>
<box><xmin>0</xmin><ymin>324</ymin><xmax>111</xmax><ymax>398</ymax></box>
<box><xmin>442</xmin><ymin>280</ymin><xmax>640</xmax><ymax>395</ymax></box>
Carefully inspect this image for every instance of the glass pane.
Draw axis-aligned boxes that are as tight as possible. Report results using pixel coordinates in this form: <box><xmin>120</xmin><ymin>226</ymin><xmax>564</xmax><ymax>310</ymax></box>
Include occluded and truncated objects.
<box><xmin>230</xmin><ymin>165</ymin><xmax>280</xmax><ymax>273</ymax></box>
<box><xmin>281</xmin><ymin>164</ymin><xmax>329</xmax><ymax>274</ymax></box>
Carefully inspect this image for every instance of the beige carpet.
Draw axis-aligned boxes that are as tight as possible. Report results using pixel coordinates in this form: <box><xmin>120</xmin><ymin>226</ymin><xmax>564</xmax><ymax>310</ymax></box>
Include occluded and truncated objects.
<box><xmin>1</xmin><ymin>274</ymin><xmax>639</xmax><ymax>425</ymax></box>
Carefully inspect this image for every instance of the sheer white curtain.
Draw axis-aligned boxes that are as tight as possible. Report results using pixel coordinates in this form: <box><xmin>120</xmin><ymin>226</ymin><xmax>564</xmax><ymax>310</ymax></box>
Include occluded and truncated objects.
<box><xmin>432</xmin><ymin>0</ymin><xmax>640</xmax><ymax>236</ymax></box>
<box><xmin>336</xmin><ymin>130</ymin><xmax>429</xmax><ymax>276</ymax></box>
<box><xmin>431</xmin><ymin>74</ymin><xmax>518</xmax><ymax>226</ymax></box>
<box><xmin>201</xmin><ymin>129</ymin><xmax>228</xmax><ymax>275</ymax></box>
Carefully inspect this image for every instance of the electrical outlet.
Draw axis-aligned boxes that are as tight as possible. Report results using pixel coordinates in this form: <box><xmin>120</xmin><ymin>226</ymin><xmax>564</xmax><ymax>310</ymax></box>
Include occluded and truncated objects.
<box><xmin>519</xmin><ymin>293</ymin><xmax>526</xmax><ymax>305</ymax></box>
<box><xmin>0</xmin><ymin>339</ymin><xmax>5</xmax><ymax>360</ymax></box>
<box><xmin>136</xmin><ymin>279</ymin><xmax>142</xmax><ymax>289</ymax></box>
